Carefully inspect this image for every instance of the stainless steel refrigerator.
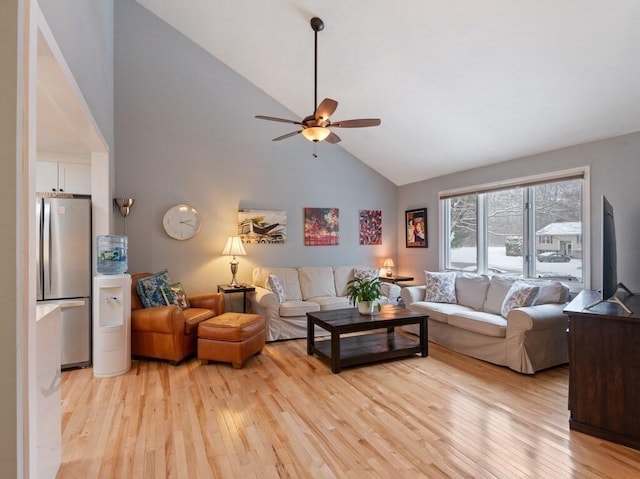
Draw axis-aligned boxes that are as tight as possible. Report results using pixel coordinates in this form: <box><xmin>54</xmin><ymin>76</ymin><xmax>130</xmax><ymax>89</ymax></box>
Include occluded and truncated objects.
<box><xmin>36</xmin><ymin>195</ymin><xmax>92</xmax><ymax>369</ymax></box>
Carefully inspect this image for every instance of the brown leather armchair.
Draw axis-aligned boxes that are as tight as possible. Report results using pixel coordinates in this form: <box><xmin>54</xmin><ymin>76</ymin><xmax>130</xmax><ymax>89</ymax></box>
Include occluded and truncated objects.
<box><xmin>130</xmin><ymin>273</ymin><xmax>225</xmax><ymax>363</ymax></box>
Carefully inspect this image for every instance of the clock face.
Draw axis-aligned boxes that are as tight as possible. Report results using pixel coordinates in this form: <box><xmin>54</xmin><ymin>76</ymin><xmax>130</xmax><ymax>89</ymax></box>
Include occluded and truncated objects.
<box><xmin>162</xmin><ymin>204</ymin><xmax>201</xmax><ymax>240</ymax></box>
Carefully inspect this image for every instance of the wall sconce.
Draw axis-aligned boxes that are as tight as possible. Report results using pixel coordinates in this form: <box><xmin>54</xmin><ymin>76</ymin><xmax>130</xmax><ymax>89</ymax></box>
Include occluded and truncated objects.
<box><xmin>221</xmin><ymin>236</ymin><xmax>247</xmax><ymax>287</ymax></box>
<box><xmin>114</xmin><ymin>198</ymin><xmax>135</xmax><ymax>235</ymax></box>
<box><xmin>382</xmin><ymin>258</ymin><xmax>395</xmax><ymax>277</ymax></box>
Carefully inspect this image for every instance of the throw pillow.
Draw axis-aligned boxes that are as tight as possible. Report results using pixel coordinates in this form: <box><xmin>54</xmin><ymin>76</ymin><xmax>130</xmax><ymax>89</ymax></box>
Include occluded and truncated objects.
<box><xmin>424</xmin><ymin>271</ymin><xmax>457</xmax><ymax>303</ymax></box>
<box><xmin>267</xmin><ymin>274</ymin><xmax>287</xmax><ymax>303</ymax></box>
<box><xmin>354</xmin><ymin>267</ymin><xmax>379</xmax><ymax>281</ymax></box>
<box><xmin>161</xmin><ymin>282</ymin><xmax>190</xmax><ymax>309</ymax></box>
<box><xmin>528</xmin><ymin>280</ymin><xmax>570</xmax><ymax>305</ymax></box>
<box><xmin>500</xmin><ymin>281</ymin><xmax>540</xmax><ymax>318</ymax></box>
<box><xmin>136</xmin><ymin>269</ymin><xmax>171</xmax><ymax>308</ymax></box>
<box><xmin>483</xmin><ymin>276</ymin><xmax>516</xmax><ymax>315</ymax></box>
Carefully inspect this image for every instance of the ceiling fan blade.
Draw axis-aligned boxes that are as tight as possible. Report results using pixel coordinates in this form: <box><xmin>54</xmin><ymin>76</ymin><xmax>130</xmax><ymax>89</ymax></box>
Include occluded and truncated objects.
<box><xmin>325</xmin><ymin>131</ymin><xmax>341</xmax><ymax>144</ymax></box>
<box><xmin>331</xmin><ymin>118</ymin><xmax>381</xmax><ymax>128</ymax></box>
<box><xmin>272</xmin><ymin>130</ymin><xmax>302</xmax><ymax>141</ymax></box>
<box><xmin>255</xmin><ymin>115</ymin><xmax>302</xmax><ymax>125</ymax></box>
<box><xmin>315</xmin><ymin>98</ymin><xmax>338</xmax><ymax>121</ymax></box>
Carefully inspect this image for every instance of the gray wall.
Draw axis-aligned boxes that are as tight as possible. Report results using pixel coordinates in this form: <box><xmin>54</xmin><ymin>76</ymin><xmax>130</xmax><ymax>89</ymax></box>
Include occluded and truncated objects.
<box><xmin>0</xmin><ymin>0</ymin><xmax>18</xmax><ymax>474</ymax></box>
<box><xmin>398</xmin><ymin>132</ymin><xmax>640</xmax><ymax>292</ymax></box>
<box><xmin>114</xmin><ymin>0</ymin><xmax>398</xmax><ymax>294</ymax></box>
<box><xmin>38</xmin><ymin>0</ymin><xmax>114</xmax><ymax>151</ymax></box>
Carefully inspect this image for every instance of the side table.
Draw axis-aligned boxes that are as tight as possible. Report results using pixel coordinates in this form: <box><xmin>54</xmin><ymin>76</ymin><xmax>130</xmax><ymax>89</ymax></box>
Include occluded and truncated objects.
<box><xmin>217</xmin><ymin>284</ymin><xmax>255</xmax><ymax>313</ymax></box>
<box><xmin>379</xmin><ymin>275</ymin><xmax>414</xmax><ymax>285</ymax></box>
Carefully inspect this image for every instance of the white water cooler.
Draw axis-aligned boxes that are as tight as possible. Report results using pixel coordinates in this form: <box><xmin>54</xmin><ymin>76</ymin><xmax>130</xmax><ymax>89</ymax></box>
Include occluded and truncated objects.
<box><xmin>93</xmin><ymin>274</ymin><xmax>131</xmax><ymax>377</ymax></box>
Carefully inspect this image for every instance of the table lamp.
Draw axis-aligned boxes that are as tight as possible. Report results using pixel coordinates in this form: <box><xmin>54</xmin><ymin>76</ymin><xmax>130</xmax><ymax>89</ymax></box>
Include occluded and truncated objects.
<box><xmin>221</xmin><ymin>236</ymin><xmax>247</xmax><ymax>287</ymax></box>
<box><xmin>383</xmin><ymin>258</ymin><xmax>394</xmax><ymax>277</ymax></box>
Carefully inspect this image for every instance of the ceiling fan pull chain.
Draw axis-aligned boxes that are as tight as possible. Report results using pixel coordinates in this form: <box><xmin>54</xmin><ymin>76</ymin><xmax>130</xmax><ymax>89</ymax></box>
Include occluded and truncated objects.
<box><xmin>312</xmin><ymin>141</ymin><xmax>318</xmax><ymax>158</ymax></box>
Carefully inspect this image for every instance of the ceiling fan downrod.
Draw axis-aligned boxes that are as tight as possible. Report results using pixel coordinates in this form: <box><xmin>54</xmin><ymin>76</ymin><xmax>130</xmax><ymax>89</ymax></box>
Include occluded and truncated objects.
<box><xmin>310</xmin><ymin>17</ymin><xmax>324</xmax><ymax>115</ymax></box>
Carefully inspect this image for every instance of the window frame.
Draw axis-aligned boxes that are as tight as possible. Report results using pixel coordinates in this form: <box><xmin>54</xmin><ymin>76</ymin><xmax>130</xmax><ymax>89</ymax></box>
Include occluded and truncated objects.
<box><xmin>439</xmin><ymin>167</ymin><xmax>591</xmax><ymax>289</ymax></box>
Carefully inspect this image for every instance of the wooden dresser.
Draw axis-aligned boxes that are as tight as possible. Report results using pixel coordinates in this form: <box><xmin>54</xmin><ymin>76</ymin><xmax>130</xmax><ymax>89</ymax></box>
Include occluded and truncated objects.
<box><xmin>564</xmin><ymin>289</ymin><xmax>640</xmax><ymax>450</ymax></box>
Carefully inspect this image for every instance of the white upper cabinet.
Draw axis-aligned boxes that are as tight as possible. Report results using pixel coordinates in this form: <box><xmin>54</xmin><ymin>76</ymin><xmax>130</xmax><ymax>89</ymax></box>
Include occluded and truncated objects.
<box><xmin>36</xmin><ymin>160</ymin><xmax>91</xmax><ymax>195</ymax></box>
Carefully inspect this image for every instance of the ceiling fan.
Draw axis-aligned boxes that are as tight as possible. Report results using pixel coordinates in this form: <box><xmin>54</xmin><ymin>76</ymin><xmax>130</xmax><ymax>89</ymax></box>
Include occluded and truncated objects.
<box><xmin>255</xmin><ymin>17</ymin><xmax>381</xmax><ymax>145</ymax></box>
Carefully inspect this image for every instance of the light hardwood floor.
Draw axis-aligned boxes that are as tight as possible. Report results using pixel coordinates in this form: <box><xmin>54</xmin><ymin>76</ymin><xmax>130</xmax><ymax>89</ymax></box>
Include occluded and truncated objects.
<box><xmin>58</xmin><ymin>340</ymin><xmax>640</xmax><ymax>478</ymax></box>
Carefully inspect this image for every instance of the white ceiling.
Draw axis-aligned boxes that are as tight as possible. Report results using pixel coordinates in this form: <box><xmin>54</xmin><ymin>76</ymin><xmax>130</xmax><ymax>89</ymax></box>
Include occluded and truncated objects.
<box><xmin>42</xmin><ymin>1</ymin><xmax>640</xmax><ymax>186</ymax></box>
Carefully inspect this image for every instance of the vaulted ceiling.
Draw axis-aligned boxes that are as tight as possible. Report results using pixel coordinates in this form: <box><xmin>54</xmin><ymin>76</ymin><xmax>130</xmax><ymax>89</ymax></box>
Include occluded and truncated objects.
<box><xmin>40</xmin><ymin>1</ymin><xmax>640</xmax><ymax>186</ymax></box>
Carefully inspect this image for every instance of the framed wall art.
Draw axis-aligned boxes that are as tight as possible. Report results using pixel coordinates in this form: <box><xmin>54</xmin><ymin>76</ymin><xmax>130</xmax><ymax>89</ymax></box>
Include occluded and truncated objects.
<box><xmin>238</xmin><ymin>209</ymin><xmax>287</xmax><ymax>244</ymax></box>
<box><xmin>304</xmin><ymin>207</ymin><xmax>339</xmax><ymax>246</ymax></box>
<box><xmin>359</xmin><ymin>209</ymin><xmax>382</xmax><ymax>245</ymax></box>
<box><xmin>406</xmin><ymin>208</ymin><xmax>427</xmax><ymax>248</ymax></box>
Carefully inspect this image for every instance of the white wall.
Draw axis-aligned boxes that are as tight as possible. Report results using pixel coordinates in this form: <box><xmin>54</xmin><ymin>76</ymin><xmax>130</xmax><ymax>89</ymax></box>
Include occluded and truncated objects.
<box><xmin>398</xmin><ymin>131</ymin><xmax>640</xmax><ymax>292</ymax></box>
<box><xmin>114</xmin><ymin>0</ymin><xmax>398</xmax><ymax>293</ymax></box>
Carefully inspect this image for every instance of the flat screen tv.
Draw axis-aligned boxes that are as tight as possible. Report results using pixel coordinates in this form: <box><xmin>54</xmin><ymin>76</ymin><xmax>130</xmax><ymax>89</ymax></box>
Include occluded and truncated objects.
<box><xmin>602</xmin><ymin>195</ymin><xmax>618</xmax><ymax>300</ymax></box>
<box><xmin>586</xmin><ymin>195</ymin><xmax>633</xmax><ymax>313</ymax></box>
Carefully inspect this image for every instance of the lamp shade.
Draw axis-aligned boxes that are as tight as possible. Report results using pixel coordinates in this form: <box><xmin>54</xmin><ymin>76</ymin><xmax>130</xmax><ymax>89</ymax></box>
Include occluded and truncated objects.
<box><xmin>383</xmin><ymin>258</ymin><xmax>394</xmax><ymax>276</ymax></box>
<box><xmin>301</xmin><ymin>126</ymin><xmax>331</xmax><ymax>142</ymax></box>
<box><xmin>221</xmin><ymin>236</ymin><xmax>247</xmax><ymax>257</ymax></box>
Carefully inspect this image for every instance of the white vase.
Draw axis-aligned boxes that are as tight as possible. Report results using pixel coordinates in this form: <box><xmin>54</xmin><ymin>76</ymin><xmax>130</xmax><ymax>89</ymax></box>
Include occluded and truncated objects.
<box><xmin>358</xmin><ymin>301</ymin><xmax>375</xmax><ymax>315</ymax></box>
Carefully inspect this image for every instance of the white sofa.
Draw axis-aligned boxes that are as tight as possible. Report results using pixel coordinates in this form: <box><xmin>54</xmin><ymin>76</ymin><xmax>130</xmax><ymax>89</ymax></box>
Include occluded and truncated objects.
<box><xmin>249</xmin><ymin>265</ymin><xmax>401</xmax><ymax>342</ymax></box>
<box><xmin>400</xmin><ymin>273</ymin><xmax>570</xmax><ymax>374</ymax></box>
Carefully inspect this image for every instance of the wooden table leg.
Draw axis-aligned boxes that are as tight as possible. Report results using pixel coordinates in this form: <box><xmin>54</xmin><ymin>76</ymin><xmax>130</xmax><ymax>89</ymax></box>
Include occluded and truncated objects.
<box><xmin>307</xmin><ymin>317</ymin><xmax>314</xmax><ymax>355</ymax></box>
<box><xmin>331</xmin><ymin>331</ymin><xmax>341</xmax><ymax>373</ymax></box>
<box><xmin>420</xmin><ymin>317</ymin><xmax>428</xmax><ymax>357</ymax></box>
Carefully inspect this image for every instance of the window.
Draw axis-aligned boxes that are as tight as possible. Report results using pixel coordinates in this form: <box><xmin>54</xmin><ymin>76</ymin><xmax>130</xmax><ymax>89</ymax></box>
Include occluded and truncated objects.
<box><xmin>540</xmin><ymin>235</ymin><xmax>552</xmax><ymax>244</ymax></box>
<box><xmin>442</xmin><ymin>172</ymin><xmax>585</xmax><ymax>289</ymax></box>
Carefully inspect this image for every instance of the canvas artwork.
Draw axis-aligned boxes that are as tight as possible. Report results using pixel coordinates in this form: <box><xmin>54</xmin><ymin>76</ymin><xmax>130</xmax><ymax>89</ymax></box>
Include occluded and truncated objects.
<box><xmin>238</xmin><ymin>209</ymin><xmax>287</xmax><ymax>244</ymax></box>
<box><xmin>359</xmin><ymin>209</ymin><xmax>382</xmax><ymax>245</ymax></box>
<box><xmin>304</xmin><ymin>208</ymin><xmax>339</xmax><ymax>246</ymax></box>
<box><xmin>406</xmin><ymin>208</ymin><xmax>428</xmax><ymax>248</ymax></box>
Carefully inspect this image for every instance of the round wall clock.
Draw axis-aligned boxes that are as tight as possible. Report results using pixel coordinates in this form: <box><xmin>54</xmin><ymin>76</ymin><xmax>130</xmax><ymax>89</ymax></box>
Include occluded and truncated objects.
<box><xmin>162</xmin><ymin>204</ymin><xmax>201</xmax><ymax>240</ymax></box>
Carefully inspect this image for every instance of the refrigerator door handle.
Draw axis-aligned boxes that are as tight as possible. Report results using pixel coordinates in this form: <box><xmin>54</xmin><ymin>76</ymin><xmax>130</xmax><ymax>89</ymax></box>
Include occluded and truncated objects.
<box><xmin>59</xmin><ymin>300</ymin><xmax>86</xmax><ymax>309</ymax></box>
<box><xmin>43</xmin><ymin>201</ymin><xmax>51</xmax><ymax>296</ymax></box>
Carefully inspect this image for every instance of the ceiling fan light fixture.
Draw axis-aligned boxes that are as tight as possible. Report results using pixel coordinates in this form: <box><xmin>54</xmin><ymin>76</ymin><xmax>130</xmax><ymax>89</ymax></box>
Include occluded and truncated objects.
<box><xmin>302</xmin><ymin>126</ymin><xmax>330</xmax><ymax>142</ymax></box>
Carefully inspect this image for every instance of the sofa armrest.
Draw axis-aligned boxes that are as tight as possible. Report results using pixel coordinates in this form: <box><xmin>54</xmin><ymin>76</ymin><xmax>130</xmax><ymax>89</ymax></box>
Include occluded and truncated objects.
<box><xmin>507</xmin><ymin>303</ymin><xmax>568</xmax><ymax>332</ymax></box>
<box><xmin>188</xmin><ymin>293</ymin><xmax>225</xmax><ymax>314</ymax></box>
<box><xmin>251</xmin><ymin>286</ymin><xmax>279</xmax><ymax>309</ymax></box>
<box><xmin>381</xmin><ymin>283</ymin><xmax>401</xmax><ymax>303</ymax></box>
<box><xmin>131</xmin><ymin>305</ymin><xmax>183</xmax><ymax>334</ymax></box>
<box><xmin>400</xmin><ymin>285</ymin><xmax>426</xmax><ymax>306</ymax></box>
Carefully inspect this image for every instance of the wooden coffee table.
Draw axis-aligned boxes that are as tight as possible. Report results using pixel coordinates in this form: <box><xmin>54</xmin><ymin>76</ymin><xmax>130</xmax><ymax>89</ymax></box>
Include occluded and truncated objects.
<box><xmin>307</xmin><ymin>305</ymin><xmax>428</xmax><ymax>373</ymax></box>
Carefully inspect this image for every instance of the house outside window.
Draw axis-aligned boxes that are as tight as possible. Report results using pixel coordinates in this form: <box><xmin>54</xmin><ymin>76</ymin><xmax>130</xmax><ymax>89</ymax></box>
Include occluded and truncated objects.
<box><xmin>442</xmin><ymin>170</ymin><xmax>586</xmax><ymax>290</ymax></box>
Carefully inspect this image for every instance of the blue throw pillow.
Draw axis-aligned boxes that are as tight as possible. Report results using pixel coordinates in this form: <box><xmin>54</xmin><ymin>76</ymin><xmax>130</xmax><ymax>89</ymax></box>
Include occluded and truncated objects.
<box><xmin>136</xmin><ymin>269</ymin><xmax>171</xmax><ymax>308</ymax></box>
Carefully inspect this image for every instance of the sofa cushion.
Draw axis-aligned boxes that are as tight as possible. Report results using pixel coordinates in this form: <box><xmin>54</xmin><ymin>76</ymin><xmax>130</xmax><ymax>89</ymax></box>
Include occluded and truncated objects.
<box><xmin>136</xmin><ymin>269</ymin><xmax>171</xmax><ymax>308</ymax></box>
<box><xmin>267</xmin><ymin>274</ymin><xmax>287</xmax><ymax>303</ymax></box>
<box><xmin>448</xmin><ymin>311</ymin><xmax>507</xmax><ymax>338</ymax></box>
<box><xmin>333</xmin><ymin>265</ymin><xmax>361</xmax><ymax>297</ymax></box>
<box><xmin>279</xmin><ymin>300</ymin><xmax>320</xmax><ymax>317</ymax></box>
<box><xmin>527</xmin><ymin>280</ymin><xmax>569</xmax><ymax>305</ymax></box>
<box><xmin>455</xmin><ymin>273</ymin><xmax>490</xmax><ymax>311</ymax></box>
<box><xmin>253</xmin><ymin>267</ymin><xmax>302</xmax><ymax>301</ymax></box>
<box><xmin>501</xmin><ymin>281</ymin><xmax>540</xmax><ymax>318</ymax></box>
<box><xmin>483</xmin><ymin>276</ymin><xmax>516</xmax><ymax>315</ymax></box>
<box><xmin>298</xmin><ymin>266</ymin><xmax>336</xmax><ymax>300</ymax></box>
<box><xmin>424</xmin><ymin>271</ymin><xmax>457</xmax><ymax>303</ymax></box>
<box><xmin>307</xmin><ymin>296</ymin><xmax>351</xmax><ymax>311</ymax></box>
<box><xmin>406</xmin><ymin>301</ymin><xmax>472</xmax><ymax>323</ymax></box>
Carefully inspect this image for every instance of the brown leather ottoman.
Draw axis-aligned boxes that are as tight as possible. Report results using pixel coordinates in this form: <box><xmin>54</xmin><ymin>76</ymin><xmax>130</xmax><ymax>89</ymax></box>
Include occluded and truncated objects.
<box><xmin>197</xmin><ymin>312</ymin><xmax>266</xmax><ymax>368</ymax></box>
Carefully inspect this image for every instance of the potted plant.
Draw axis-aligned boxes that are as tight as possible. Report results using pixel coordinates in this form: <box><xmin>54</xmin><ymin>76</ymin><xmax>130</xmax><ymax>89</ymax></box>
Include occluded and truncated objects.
<box><xmin>346</xmin><ymin>276</ymin><xmax>382</xmax><ymax>314</ymax></box>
